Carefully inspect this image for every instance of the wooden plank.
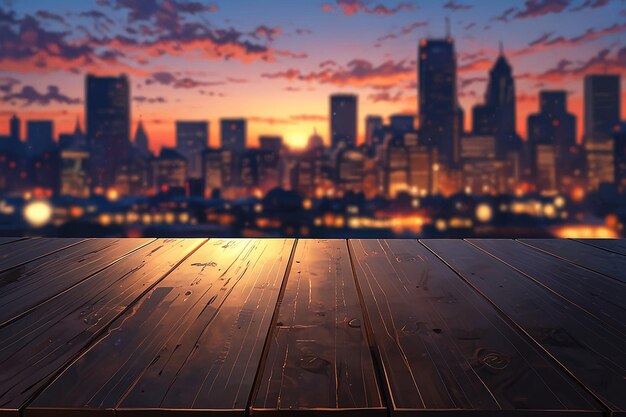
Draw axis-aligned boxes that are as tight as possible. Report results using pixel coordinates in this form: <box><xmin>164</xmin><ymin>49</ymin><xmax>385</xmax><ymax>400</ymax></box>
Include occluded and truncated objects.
<box><xmin>252</xmin><ymin>239</ymin><xmax>384</xmax><ymax>415</ymax></box>
<box><xmin>0</xmin><ymin>238</ymin><xmax>86</xmax><ymax>273</ymax></box>
<box><xmin>0</xmin><ymin>237</ymin><xmax>24</xmax><ymax>246</ymax></box>
<box><xmin>468</xmin><ymin>239</ymin><xmax>626</xmax><ymax>336</ymax></box>
<box><xmin>575</xmin><ymin>239</ymin><xmax>626</xmax><ymax>256</ymax></box>
<box><xmin>28</xmin><ymin>238</ymin><xmax>294</xmax><ymax>417</ymax></box>
<box><xmin>519</xmin><ymin>239</ymin><xmax>626</xmax><ymax>284</ymax></box>
<box><xmin>348</xmin><ymin>239</ymin><xmax>600</xmax><ymax>415</ymax></box>
<box><xmin>0</xmin><ymin>238</ymin><xmax>154</xmax><ymax>326</ymax></box>
<box><xmin>0</xmin><ymin>238</ymin><xmax>205</xmax><ymax>417</ymax></box>
<box><xmin>422</xmin><ymin>239</ymin><xmax>626</xmax><ymax>416</ymax></box>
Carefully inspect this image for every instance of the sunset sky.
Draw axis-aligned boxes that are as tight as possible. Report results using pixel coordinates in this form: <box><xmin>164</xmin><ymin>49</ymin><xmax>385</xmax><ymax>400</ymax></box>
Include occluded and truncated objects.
<box><xmin>1</xmin><ymin>0</ymin><xmax>625</xmax><ymax>151</ymax></box>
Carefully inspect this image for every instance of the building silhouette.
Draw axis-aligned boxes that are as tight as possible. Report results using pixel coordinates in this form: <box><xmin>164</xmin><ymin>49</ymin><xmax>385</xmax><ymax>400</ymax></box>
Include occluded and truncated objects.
<box><xmin>472</xmin><ymin>44</ymin><xmax>519</xmax><ymax>158</ymax></box>
<box><xmin>418</xmin><ymin>38</ymin><xmax>459</xmax><ymax>167</ymax></box>
<box><xmin>176</xmin><ymin>121</ymin><xmax>208</xmax><ymax>179</ymax></box>
<box><xmin>220</xmin><ymin>118</ymin><xmax>246</xmax><ymax>151</ymax></box>
<box><xmin>9</xmin><ymin>114</ymin><xmax>20</xmax><ymax>143</ymax></box>
<box><xmin>527</xmin><ymin>91</ymin><xmax>578</xmax><ymax>192</ymax></box>
<box><xmin>133</xmin><ymin>120</ymin><xmax>151</xmax><ymax>158</ymax></box>
<box><xmin>584</xmin><ymin>75</ymin><xmax>621</xmax><ymax>140</ymax></box>
<box><xmin>26</xmin><ymin>120</ymin><xmax>54</xmax><ymax>156</ymax></box>
<box><xmin>330</xmin><ymin>94</ymin><xmax>357</xmax><ymax>149</ymax></box>
<box><xmin>86</xmin><ymin>74</ymin><xmax>130</xmax><ymax>189</ymax></box>
<box><xmin>365</xmin><ymin>115</ymin><xmax>383</xmax><ymax>147</ymax></box>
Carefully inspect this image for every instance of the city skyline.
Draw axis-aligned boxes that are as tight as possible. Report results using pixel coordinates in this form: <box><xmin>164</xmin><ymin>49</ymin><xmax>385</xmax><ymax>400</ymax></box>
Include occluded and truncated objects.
<box><xmin>1</xmin><ymin>0</ymin><xmax>626</xmax><ymax>151</ymax></box>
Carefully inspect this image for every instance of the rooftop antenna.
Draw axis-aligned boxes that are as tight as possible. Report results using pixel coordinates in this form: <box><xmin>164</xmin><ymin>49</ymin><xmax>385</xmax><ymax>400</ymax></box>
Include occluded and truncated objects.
<box><xmin>499</xmin><ymin>40</ymin><xmax>504</xmax><ymax>56</ymax></box>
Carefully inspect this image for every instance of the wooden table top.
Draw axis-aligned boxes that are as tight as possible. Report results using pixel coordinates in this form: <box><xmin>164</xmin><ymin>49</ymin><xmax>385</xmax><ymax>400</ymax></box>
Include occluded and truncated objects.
<box><xmin>0</xmin><ymin>237</ymin><xmax>624</xmax><ymax>416</ymax></box>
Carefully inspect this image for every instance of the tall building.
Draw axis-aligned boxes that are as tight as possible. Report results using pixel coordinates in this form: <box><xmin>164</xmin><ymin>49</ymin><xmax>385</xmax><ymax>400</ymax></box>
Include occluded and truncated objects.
<box><xmin>9</xmin><ymin>114</ymin><xmax>20</xmax><ymax>142</ymax></box>
<box><xmin>472</xmin><ymin>44</ymin><xmax>520</xmax><ymax>158</ymax></box>
<box><xmin>220</xmin><ymin>118</ymin><xmax>246</xmax><ymax>151</ymax></box>
<box><xmin>527</xmin><ymin>91</ymin><xmax>578</xmax><ymax>190</ymax></box>
<box><xmin>133</xmin><ymin>120</ymin><xmax>151</xmax><ymax>158</ymax></box>
<box><xmin>584</xmin><ymin>75</ymin><xmax>621</xmax><ymax>141</ymax></box>
<box><xmin>176</xmin><ymin>121</ymin><xmax>208</xmax><ymax>179</ymax></box>
<box><xmin>330</xmin><ymin>94</ymin><xmax>357</xmax><ymax>149</ymax></box>
<box><xmin>151</xmin><ymin>148</ymin><xmax>187</xmax><ymax>193</ymax></box>
<box><xmin>86</xmin><ymin>74</ymin><xmax>130</xmax><ymax>189</ymax></box>
<box><xmin>259</xmin><ymin>135</ymin><xmax>283</xmax><ymax>153</ymax></box>
<box><xmin>615</xmin><ymin>121</ymin><xmax>626</xmax><ymax>192</ymax></box>
<box><xmin>418</xmin><ymin>38</ymin><xmax>459</xmax><ymax>167</ymax></box>
<box><xmin>26</xmin><ymin>120</ymin><xmax>54</xmax><ymax>156</ymax></box>
<box><xmin>365</xmin><ymin>115</ymin><xmax>383</xmax><ymax>146</ymax></box>
<box><xmin>584</xmin><ymin>75</ymin><xmax>620</xmax><ymax>189</ymax></box>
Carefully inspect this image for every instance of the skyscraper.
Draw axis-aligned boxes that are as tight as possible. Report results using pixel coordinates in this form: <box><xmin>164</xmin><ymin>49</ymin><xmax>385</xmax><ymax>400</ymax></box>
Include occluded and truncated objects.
<box><xmin>86</xmin><ymin>74</ymin><xmax>130</xmax><ymax>189</ymax></box>
<box><xmin>527</xmin><ymin>91</ymin><xmax>578</xmax><ymax>190</ymax></box>
<box><xmin>133</xmin><ymin>120</ymin><xmax>151</xmax><ymax>158</ymax></box>
<box><xmin>390</xmin><ymin>114</ymin><xmax>415</xmax><ymax>135</ymax></box>
<box><xmin>176</xmin><ymin>121</ymin><xmax>208</xmax><ymax>179</ymax></box>
<box><xmin>330</xmin><ymin>94</ymin><xmax>357</xmax><ymax>149</ymax></box>
<box><xmin>26</xmin><ymin>120</ymin><xmax>54</xmax><ymax>156</ymax></box>
<box><xmin>9</xmin><ymin>114</ymin><xmax>20</xmax><ymax>142</ymax></box>
<box><xmin>365</xmin><ymin>115</ymin><xmax>383</xmax><ymax>146</ymax></box>
<box><xmin>220</xmin><ymin>118</ymin><xmax>246</xmax><ymax>151</ymax></box>
<box><xmin>418</xmin><ymin>38</ymin><xmax>459</xmax><ymax>167</ymax></box>
<box><xmin>584</xmin><ymin>74</ymin><xmax>621</xmax><ymax>141</ymax></box>
<box><xmin>584</xmin><ymin>75</ymin><xmax>620</xmax><ymax>189</ymax></box>
<box><xmin>472</xmin><ymin>44</ymin><xmax>519</xmax><ymax>158</ymax></box>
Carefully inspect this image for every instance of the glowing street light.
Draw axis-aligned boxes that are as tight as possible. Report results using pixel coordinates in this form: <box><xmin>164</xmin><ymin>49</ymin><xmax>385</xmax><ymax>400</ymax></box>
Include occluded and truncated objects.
<box><xmin>475</xmin><ymin>203</ymin><xmax>493</xmax><ymax>223</ymax></box>
<box><xmin>23</xmin><ymin>200</ymin><xmax>53</xmax><ymax>228</ymax></box>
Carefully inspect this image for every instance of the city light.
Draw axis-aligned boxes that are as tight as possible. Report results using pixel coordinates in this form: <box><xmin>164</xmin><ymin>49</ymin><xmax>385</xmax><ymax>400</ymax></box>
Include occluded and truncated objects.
<box><xmin>23</xmin><ymin>200</ymin><xmax>53</xmax><ymax>228</ymax></box>
<box><xmin>475</xmin><ymin>203</ymin><xmax>493</xmax><ymax>223</ymax></box>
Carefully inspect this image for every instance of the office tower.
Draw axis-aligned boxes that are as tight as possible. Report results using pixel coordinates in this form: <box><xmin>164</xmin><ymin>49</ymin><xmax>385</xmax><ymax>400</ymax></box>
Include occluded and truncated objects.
<box><xmin>26</xmin><ymin>120</ymin><xmax>54</xmax><ymax>156</ymax></box>
<box><xmin>535</xmin><ymin>144</ymin><xmax>558</xmax><ymax>193</ymax></box>
<box><xmin>330</xmin><ymin>94</ymin><xmax>357</xmax><ymax>149</ymax></box>
<box><xmin>584</xmin><ymin>75</ymin><xmax>620</xmax><ymax>189</ymax></box>
<box><xmin>615</xmin><ymin>121</ymin><xmax>626</xmax><ymax>192</ymax></box>
<box><xmin>461</xmin><ymin>135</ymin><xmax>496</xmax><ymax>160</ymax></box>
<box><xmin>584</xmin><ymin>75</ymin><xmax>621</xmax><ymax>140</ymax></box>
<box><xmin>60</xmin><ymin>149</ymin><xmax>90</xmax><ymax>198</ymax></box>
<box><xmin>220</xmin><ymin>118</ymin><xmax>246</xmax><ymax>151</ymax></box>
<box><xmin>203</xmin><ymin>148</ymin><xmax>224</xmax><ymax>197</ymax></box>
<box><xmin>335</xmin><ymin>148</ymin><xmax>365</xmax><ymax>194</ymax></box>
<box><xmin>151</xmin><ymin>148</ymin><xmax>187</xmax><ymax>193</ymax></box>
<box><xmin>133</xmin><ymin>120</ymin><xmax>151</xmax><ymax>158</ymax></box>
<box><xmin>59</xmin><ymin>119</ymin><xmax>87</xmax><ymax>150</ymax></box>
<box><xmin>365</xmin><ymin>115</ymin><xmax>383</xmax><ymax>146</ymax></box>
<box><xmin>9</xmin><ymin>114</ymin><xmax>20</xmax><ymax>142</ymax></box>
<box><xmin>418</xmin><ymin>38</ymin><xmax>459</xmax><ymax>167</ymax></box>
<box><xmin>86</xmin><ymin>74</ymin><xmax>130</xmax><ymax>189</ymax></box>
<box><xmin>259</xmin><ymin>135</ymin><xmax>283</xmax><ymax>153</ymax></box>
<box><xmin>527</xmin><ymin>91</ymin><xmax>578</xmax><ymax>189</ymax></box>
<box><xmin>390</xmin><ymin>114</ymin><xmax>415</xmax><ymax>135</ymax></box>
<box><xmin>408</xmin><ymin>145</ymin><xmax>432</xmax><ymax>196</ymax></box>
<box><xmin>472</xmin><ymin>44</ymin><xmax>519</xmax><ymax>158</ymax></box>
<box><xmin>176</xmin><ymin>121</ymin><xmax>208</xmax><ymax>179</ymax></box>
<box><xmin>384</xmin><ymin>137</ymin><xmax>409</xmax><ymax>198</ymax></box>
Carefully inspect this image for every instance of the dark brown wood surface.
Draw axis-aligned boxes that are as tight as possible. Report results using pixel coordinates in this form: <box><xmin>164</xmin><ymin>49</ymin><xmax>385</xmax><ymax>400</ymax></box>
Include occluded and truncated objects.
<box><xmin>1</xmin><ymin>238</ymin><xmax>204</xmax><ymax>417</ymax></box>
<box><xmin>0</xmin><ymin>238</ymin><xmax>620</xmax><ymax>416</ymax></box>
<box><xmin>349</xmin><ymin>239</ymin><xmax>599</xmax><ymax>415</ymax></box>
<box><xmin>422</xmin><ymin>239</ymin><xmax>626</xmax><ymax>416</ymax></box>
<box><xmin>468</xmin><ymin>239</ymin><xmax>626</xmax><ymax>335</ymax></box>
<box><xmin>576</xmin><ymin>238</ymin><xmax>626</xmax><ymax>256</ymax></box>
<box><xmin>519</xmin><ymin>239</ymin><xmax>626</xmax><ymax>284</ymax></box>
<box><xmin>0</xmin><ymin>238</ymin><xmax>86</xmax><ymax>273</ymax></box>
<box><xmin>0</xmin><ymin>238</ymin><xmax>153</xmax><ymax>326</ymax></box>
<box><xmin>252</xmin><ymin>239</ymin><xmax>384</xmax><ymax>415</ymax></box>
<box><xmin>28</xmin><ymin>239</ymin><xmax>294</xmax><ymax>416</ymax></box>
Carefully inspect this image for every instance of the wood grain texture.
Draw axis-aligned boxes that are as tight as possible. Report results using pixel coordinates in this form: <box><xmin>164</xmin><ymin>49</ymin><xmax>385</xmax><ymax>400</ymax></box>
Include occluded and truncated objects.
<box><xmin>28</xmin><ymin>238</ymin><xmax>294</xmax><ymax>416</ymax></box>
<box><xmin>0</xmin><ymin>238</ymin><xmax>153</xmax><ymax>326</ymax></box>
<box><xmin>519</xmin><ymin>239</ymin><xmax>626</xmax><ymax>284</ymax></box>
<box><xmin>349</xmin><ymin>239</ymin><xmax>600</xmax><ymax>415</ymax></box>
<box><xmin>252</xmin><ymin>239</ymin><xmax>384</xmax><ymax>415</ymax></box>
<box><xmin>0</xmin><ymin>238</ymin><xmax>86</xmax><ymax>273</ymax></box>
<box><xmin>0</xmin><ymin>237</ymin><xmax>24</xmax><ymax>246</ymax></box>
<box><xmin>0</xmin><ymin>238</ymin><xmax>204</xmax><ymax>417</ymax></box>
<box><xmin>575</xmin><ymin>239</ymin><xmax>626</xmax><ymax>256</ymax></box>
<box><xmin>422</xmin><ymin>239</ymin><xmax>625</xmax><ymax>416</ymax></box>
<box><xmin>468</xmin><ymin>239</ymin><xmax>626</xmax><ymax>336</ymax></box>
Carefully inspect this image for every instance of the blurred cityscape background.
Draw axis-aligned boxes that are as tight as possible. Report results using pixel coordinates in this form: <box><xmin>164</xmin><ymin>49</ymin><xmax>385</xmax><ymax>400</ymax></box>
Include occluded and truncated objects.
<box><xmin>1</xmin><ymin>0</ymin><xmax>625</xmax><ymax>238</ymax></box>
